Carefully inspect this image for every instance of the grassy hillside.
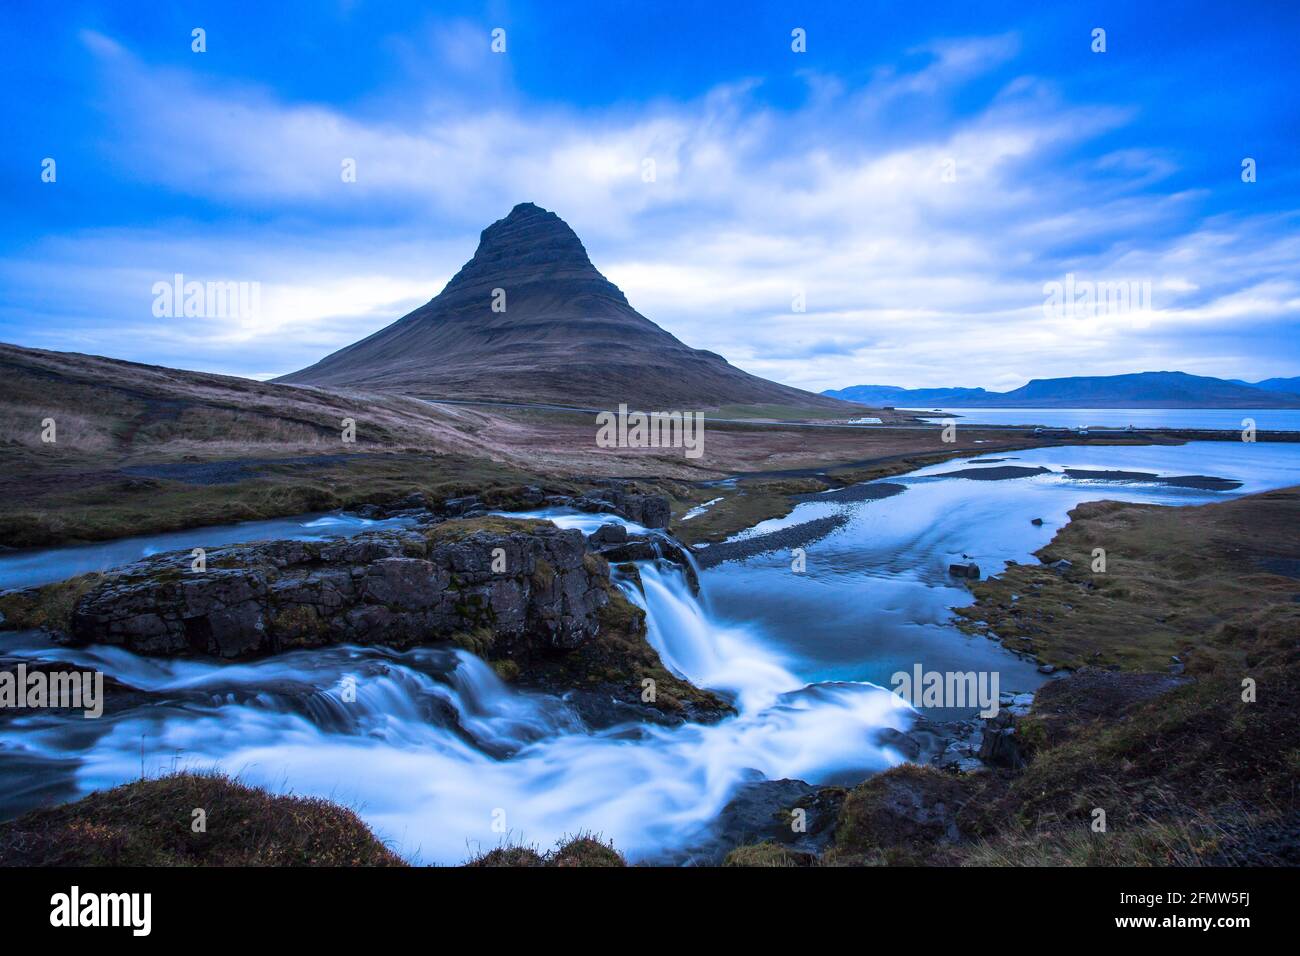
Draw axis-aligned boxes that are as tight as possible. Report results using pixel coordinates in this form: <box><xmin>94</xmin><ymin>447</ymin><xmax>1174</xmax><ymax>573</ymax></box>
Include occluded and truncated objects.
<box><xmin>0</xmin><ymin>342</ymin><xmax>1032</xmax><ymax>546</ymax></box>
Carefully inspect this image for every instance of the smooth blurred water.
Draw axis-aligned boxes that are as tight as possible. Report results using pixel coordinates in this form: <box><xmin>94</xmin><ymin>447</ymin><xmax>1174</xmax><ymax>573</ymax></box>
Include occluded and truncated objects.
<box><xmin>705</xmin><ymin>442</ymin><xmax>1299</xmax><ymax>698</ymax></box>
<box><xmin>0</xmin><ymin>568</ymin><xmax>909</xmax><ymax>864</ymax></box>
<box><xmin>1</xmin><ymin>440</ymin><xmax>1297</xmax><ymax>863</ymax></box>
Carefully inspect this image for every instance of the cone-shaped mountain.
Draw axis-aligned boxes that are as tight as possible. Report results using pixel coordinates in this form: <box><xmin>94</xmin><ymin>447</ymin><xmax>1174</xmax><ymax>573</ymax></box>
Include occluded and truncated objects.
<box><xmin>278</xmin><ymin>203</ymin><xmax>847</xmax><ymax>410</ymax></box>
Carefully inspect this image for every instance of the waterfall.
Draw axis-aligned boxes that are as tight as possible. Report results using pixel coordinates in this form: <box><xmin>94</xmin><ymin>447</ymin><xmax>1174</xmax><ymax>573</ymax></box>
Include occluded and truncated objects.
<box><xmin>0</xmin><ymin>559</ymin><xmax>910</xmax><ymax>864</ymax></box>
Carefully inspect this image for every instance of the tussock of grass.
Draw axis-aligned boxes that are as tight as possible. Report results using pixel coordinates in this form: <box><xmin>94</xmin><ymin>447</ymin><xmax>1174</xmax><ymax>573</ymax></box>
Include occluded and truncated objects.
<box><xmin>465</xmin><ymin>832</ymin><xmax>625</xmax><ymax>867</ymax></box>
<box><xmin>722</xmin><ymin>841</ymin><xmax>816</xmax><ymax>867</ymax></box>
<box><xmin>0</xmin><ymin>771</ymin><xmax>405</xmax><ymax>866</ymax></box>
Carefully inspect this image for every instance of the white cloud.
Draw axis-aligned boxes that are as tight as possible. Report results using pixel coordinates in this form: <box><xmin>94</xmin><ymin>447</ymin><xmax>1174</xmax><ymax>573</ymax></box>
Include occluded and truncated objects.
<box><xmin>6</xmin><ymin>29</ymin><xmax>1296</xmax><ymax>386</ymax></box>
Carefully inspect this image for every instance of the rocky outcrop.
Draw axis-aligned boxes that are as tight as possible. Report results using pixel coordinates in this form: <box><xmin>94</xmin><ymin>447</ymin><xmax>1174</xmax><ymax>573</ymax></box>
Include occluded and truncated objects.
<box><xmin>711</xmin><ymin>780</ymin><xmax>845</xmax><ymax>861</ymax></box>
<box><xmin>831</xmin><ymin>764</ymin><xmax>971</xmax><ymax>864</ymax></box>
<box><xmin>571</xmin><ymin>485</ymin><xmax>671</xmax><ymax>529</ymax></box>
<box><xmin>978</xmin><ymin>711</ymin><xmax>1027</xmax><ymax>769</ymax></box>
<box><xmin>588</xmin><ymin>523</ymin><xmax>627</xmax><ymax>546</ymax></box>
<box><xmin>67</xmin><ymin>521</ymin><xmax>610</xmax><ymax>659</ymax></box>
<box><xmin>587</xmin><ymin>524</ymin><xmax>701</xmax><ymax>593</ymax></box>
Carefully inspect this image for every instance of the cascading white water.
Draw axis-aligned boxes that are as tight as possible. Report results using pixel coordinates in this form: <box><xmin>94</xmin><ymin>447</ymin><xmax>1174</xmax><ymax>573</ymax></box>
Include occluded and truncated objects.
<box><xmin>627</xmin><ymin>564</ymin><xmax>806</xmax><ymax>713</ymax></box>
<box><xmin>0</xmin><ymin>562</ymin><xmax>910</xmax><ymax>864</ymax></box>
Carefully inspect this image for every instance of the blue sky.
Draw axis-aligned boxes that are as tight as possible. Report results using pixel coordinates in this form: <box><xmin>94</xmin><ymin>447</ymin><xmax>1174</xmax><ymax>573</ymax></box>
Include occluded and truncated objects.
<box><xmin>2</xmin><ymin>0</ymin><xmax>1298</xmax><ymax>390</ymax></box>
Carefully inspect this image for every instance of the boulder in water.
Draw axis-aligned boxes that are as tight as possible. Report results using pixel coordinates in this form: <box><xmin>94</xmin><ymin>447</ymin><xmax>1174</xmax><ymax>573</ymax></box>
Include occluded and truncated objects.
<box><xmin>589</xmin><ymin>523</ymin><xmax>627</xmax><ymax>545</ymax></box>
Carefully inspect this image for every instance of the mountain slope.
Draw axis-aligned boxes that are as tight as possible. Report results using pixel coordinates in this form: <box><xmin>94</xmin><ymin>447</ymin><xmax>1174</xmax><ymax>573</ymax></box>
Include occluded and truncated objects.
<box><xmin>824</xmin><ymin>371</ymin><xmax>1300</xmax><ymax>408</ymax></box>
<box><xmin>1246</xmin><ymin>377</ymin><xmax>1300</xmax><ymax>395</ymax></box>
<box><xmin>279</xmin><ymin>203</ymin><xmax>850</xmax><ymax>411</ymax></box>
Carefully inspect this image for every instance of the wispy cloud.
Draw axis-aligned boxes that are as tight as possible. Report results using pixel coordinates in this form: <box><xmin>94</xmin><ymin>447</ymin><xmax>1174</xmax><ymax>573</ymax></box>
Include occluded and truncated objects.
<box><xmin>3</xmin><ymin>26</ymin><xmax>1296</xmax><ymax>387</ymax></box>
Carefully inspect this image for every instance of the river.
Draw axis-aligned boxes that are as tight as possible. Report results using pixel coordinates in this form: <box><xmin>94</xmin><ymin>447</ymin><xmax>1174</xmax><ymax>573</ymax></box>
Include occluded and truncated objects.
<box><xmin>1</xmin><ymin>441</ymin><xmax>1297</xmax><ymax>863</ymax></box>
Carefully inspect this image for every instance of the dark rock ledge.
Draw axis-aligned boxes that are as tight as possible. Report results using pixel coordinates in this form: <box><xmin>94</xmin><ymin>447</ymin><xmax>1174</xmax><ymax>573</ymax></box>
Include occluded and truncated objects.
<box><xmin>0</xmin><ymin>493</ymin><xmax>732</xmax><ymax>726</ymax></box>
<box><xmin>68</xmin><ymin>522</ymin><xmax>604</xmax><ymax>659</ymax></box>
<box><xmin>364</xmin><ymin>480</ymin><xmax>672</xmax><ymax>530</ymax></box>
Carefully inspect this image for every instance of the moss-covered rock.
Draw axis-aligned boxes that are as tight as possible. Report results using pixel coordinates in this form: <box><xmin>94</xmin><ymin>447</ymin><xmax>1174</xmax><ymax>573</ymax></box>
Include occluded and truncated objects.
<box><xmin>52</xmin><ymin>521</ymin><xmax>610</xmax><ymax>658</ymax></box>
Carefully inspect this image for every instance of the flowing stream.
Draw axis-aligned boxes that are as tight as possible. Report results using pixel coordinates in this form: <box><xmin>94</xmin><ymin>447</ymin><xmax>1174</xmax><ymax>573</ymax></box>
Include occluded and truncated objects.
<box><xmin>1</xmin><ymin>441</ymin><xmax>1297</xmax><ymax>863</ymax></box>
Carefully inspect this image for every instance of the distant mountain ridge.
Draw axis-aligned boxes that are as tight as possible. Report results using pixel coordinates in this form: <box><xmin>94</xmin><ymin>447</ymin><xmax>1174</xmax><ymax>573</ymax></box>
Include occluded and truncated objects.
<box><xmin>824</xmin><ymin>372</ymin><xmax>1300</xmax><ymax>408</ymax></box>
<box><xmin>1231</xmin><ymin>376</ymin><xmax>1300</xmax><ymax>395</ymax></box>
<box><xmin>279</xmin><ymin>203</ymin><xmax>851</xmax><ymax>412</ymax></box>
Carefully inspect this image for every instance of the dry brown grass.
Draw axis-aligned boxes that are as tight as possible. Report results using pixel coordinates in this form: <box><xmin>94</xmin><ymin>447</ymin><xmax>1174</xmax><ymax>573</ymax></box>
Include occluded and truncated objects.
<box><xmin>0</xmin><ymin>405</ymin><xmax>117</xmax><ymax>452</ymax></box>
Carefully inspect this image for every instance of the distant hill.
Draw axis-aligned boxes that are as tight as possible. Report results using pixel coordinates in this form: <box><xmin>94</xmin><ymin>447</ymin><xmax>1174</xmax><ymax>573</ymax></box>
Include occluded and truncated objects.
<box><xmin>1238</xmin><ymin>376</ymin><xmax>1300</xmax><ymax>395</ymax></box>
<box><xmin>822</xmin><ymin>384</ymin><xmax>996</xmax><ymax>406</ymax></box>
<box><xmin>824</xmin><ymin>371</ymin><xmax>1300</xmax><ymax>408</ymax></box>
<box><xmin>279</xmin><ymin>203</ymin><xmax>852</xmax><ymax>412</ymax></box>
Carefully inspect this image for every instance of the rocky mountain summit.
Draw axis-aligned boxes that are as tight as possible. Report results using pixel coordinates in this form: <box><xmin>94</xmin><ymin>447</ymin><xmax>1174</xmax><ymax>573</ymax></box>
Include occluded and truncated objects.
<box><xmin>278</xmin><ymin>202</ymin><xmax>850</xmax><ymax>411</ymax></box>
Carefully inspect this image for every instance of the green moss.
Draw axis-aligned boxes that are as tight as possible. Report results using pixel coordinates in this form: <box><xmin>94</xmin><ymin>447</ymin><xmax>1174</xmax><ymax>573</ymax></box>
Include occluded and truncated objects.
<box><xmin>491</xmin><ymin>659</ymin><xmax>521</xmax><ymax>682</ymax></box>
<box><xmin>270</xmin><ymin>604</ymin><xmax>328</xmax><ymax>646</ymax></box>
<box><xmin>1015</xmin><ymin>714</ymin><xmax>1050</xmax><ymax>754</ymax></box>
<box><xmin>452</xmin><ymin>590</ymin><xmax>496</xmax><ymax>629</ymax></box>
<box><xmin>0</xmin><ymin>573</ymin><xmax>102</xmax><ymax>633</ymax></box>
<box><xmin>834</xmin><ymin>764</ymin><xmax>970</xmax><ymax>864</ymax></box>
<box><xmin>596</xmin><ymin>590</ymin><xmax>646</xmax><ymax>634</ymax></box>
<box><xmin>451</xmin><ymin>626</ymin><xmax>497</xmax><ymax>657</ymax></box>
